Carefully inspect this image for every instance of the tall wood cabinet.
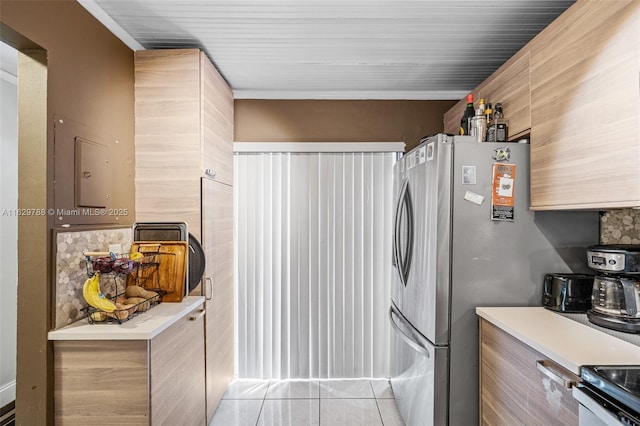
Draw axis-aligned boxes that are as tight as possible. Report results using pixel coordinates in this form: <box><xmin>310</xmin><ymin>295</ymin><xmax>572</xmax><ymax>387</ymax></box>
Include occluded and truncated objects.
<box><xmin>134</xmin><ymin>48</ymin><xmax>234</xmax><ymax>424</ymax></box>
<box><xmin>479</xmin><ymin>319</ymin><xmax>579</xmax><ymax>425</ymax></box>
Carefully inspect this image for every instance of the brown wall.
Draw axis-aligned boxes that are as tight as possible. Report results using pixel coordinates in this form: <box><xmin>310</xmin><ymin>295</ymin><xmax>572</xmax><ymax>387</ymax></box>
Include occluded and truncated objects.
<box><xmin>2</xmin><ymin>1</ymin><xmax>135</xmax><ymax>226</ymax></box>
<box><xmin>1</xmin><ymin>2</ymin><xmax>134</xmax><ymax>424</ymax></box>
<box><xmin>235</xmin><ymin>100</ymin><xmax>457</xmax><ymax>151</ymax></box>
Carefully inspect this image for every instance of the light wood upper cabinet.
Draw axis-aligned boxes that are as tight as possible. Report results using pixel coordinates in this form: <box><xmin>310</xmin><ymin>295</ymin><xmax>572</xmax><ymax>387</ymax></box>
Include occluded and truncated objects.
<box><xmin>135</xmin><ymin>49</ymin><xmax>202</xmax><ymax>238</ymax></box>
<box><xmin>480</xmin><ymin>319</ymin><xmax>579</xmax><ymax>425</ymax></box>
<box><xmin>135</xmin><ymin>49</ymin><xmax>234</xmax><ymax>238</ymax></box>
<box><xmin>444</xmin><ymin>0</ymin><xmax>640</xmax><ymax>210</ymax></box>
<box><xmin>443</xmin><ymin>48</ymin><xmax>531</xmax><ymax>140</ymax></box>
<box><xmin>529</xmin><ymin>0</ymin><xmax>640</xmax><ymax>210</ymax></box>
<box><xmin>201</xmin><ymin>54</ymin><xmax>234</xmax><ymax>186</ymax></box>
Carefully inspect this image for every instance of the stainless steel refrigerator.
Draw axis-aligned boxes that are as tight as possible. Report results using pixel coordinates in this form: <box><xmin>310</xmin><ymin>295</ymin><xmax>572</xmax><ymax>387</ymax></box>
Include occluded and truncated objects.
<box><xmin>389</xmin><ymin>134</ymin><xmax>599</xmax><ymax>426</ymax></box>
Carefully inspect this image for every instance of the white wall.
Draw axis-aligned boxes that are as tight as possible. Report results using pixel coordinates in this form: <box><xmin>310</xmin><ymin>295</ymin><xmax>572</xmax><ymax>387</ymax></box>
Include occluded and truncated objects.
<box><xmin>0</xmin><ymin>41</ymin><xmax>18</xmax><ymax>408</ymax></box>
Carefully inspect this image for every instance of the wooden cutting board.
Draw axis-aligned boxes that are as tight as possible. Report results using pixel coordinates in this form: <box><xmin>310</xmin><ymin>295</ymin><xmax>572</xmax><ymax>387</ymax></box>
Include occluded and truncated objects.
<box><xmin>128</xmin><ymin>241</ymin><xmax>188</xmax><ymax>303</ymax></box>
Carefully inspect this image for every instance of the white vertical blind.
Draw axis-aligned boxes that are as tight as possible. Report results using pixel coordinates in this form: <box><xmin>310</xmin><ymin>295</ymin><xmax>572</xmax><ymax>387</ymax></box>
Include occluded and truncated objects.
<box><xmin>234</xmin><ymin>149</ymin><xmax>396</xmax><ymax>379</ymax></box>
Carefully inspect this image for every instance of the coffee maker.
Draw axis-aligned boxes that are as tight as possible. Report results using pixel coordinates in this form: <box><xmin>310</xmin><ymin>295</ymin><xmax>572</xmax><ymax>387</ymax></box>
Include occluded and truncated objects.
<box><xmin>586</xmin><ymin>245</ymin><xmax>640</xmax><ymax>333</ymax></box>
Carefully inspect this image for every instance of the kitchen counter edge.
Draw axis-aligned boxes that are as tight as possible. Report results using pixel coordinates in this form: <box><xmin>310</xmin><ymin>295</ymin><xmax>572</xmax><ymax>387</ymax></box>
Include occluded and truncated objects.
<box><xmin>48</xmin><ymin>296</ymin><xmax>205</xmax><ymax>341</ymax></box>
<box><xmin>476</xmin><ymin>306</ymin><xmax>640</xmax><ymax>375</ymax></box>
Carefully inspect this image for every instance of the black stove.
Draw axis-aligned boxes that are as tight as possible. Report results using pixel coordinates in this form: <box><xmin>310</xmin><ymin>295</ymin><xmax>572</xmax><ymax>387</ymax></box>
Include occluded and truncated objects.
<box><xmin>580</xmin><ymin>365</ymin><xmax>640</xmax><ymax>423</ymax></box>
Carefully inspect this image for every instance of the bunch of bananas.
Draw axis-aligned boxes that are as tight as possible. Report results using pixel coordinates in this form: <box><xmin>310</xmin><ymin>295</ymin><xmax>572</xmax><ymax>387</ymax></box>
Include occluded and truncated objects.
<box><xmin>82</xmin><ymin>273</ymin><xmax>116</xmax><ymax>312</ymax></box>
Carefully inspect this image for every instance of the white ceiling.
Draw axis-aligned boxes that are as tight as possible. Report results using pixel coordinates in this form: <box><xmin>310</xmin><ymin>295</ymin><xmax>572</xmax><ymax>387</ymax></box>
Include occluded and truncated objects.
<box><xmin>80</xmin><ymin>0</ymin><xmax>575</xmax><ymax>100</ymax></box>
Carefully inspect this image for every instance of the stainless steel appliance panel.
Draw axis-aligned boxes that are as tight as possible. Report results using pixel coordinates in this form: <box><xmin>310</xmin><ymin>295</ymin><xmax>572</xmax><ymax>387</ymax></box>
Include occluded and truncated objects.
<box><xmin>389</xmin><ymin>302</ymin><xmax>448</xmax><ymax>426</ymax></box>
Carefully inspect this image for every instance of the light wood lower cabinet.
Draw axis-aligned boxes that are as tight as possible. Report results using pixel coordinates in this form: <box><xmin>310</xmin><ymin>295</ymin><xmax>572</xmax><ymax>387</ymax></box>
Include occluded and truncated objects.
<box><xmin>53</xmin><ymin>304</ymin><xmax>206</xmax><ymax>425</ymax></box>
<box><xmin>150</xmin><ymin>306</ymin><xmax>206</xmax><ymax>425</ymax></box>
<box><xmin>202</xmin><ymin>178</ymin><xmax>234</xmax><ymax>421</ymax></box>
<box><xmin>479</xmin><ymin>319</ymin><xmax>579</xmax><ymax>426</ymax></box>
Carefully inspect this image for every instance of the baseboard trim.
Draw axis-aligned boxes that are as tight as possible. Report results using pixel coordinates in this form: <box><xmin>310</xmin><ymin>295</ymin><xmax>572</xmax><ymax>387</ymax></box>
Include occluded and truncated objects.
<box><xmin>0</xmin><ymin>382</ymin><xmax>16</xmax><ymax>413</ymax></box>
<box><xmin>0</xmin><ymin>399</ymin><xmax>15</xmax><ymax>426</ymax></box>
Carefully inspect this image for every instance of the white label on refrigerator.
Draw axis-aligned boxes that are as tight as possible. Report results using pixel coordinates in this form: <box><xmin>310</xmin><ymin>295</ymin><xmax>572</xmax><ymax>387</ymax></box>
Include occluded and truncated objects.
<box><xmin>464</xmin><ymin>191</ymin><xmax>484</xmax><ymax>205</ymax></box>
<box><xmin>408</xmin><ymin>152</ymin><xmax>417</xmax><ymax>169</ymax></box>
<box><xmin>426</xmin><ymin>142</ymin><xmax>435</xmax><ymax>161</ymax></box>
<box><xmin>418</xmin><ymin>146</ymin><xmax>427</xmax><ymax>164</ymax></box>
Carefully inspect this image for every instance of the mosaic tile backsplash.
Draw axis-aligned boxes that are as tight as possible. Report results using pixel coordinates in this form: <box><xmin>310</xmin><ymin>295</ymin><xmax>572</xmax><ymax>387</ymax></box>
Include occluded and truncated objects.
<box><xmin>55</xmin><ymin>228</ymin><xmax>132</xmax><ymax>328</ymax></box>
<box><xmin>600</xmin><ymin>209</ymin><xmax>640</xmax><ymax>244</ymax></box>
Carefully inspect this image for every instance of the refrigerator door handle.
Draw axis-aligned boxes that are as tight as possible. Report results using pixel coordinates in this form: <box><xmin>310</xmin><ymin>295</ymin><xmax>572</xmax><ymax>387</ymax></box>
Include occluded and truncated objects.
<box><xmin>389</xmin><ymin>305</ymin><xmax>431</xmax><ymax>359</ymax></box>
<box><xmin>401</xmin><ymin>181</ymin><xmax>414</xmax><ymax>286</ymax></box>
<box><xmin>393</xmin><ymin>179</ymin><xmax>409</xmax><ymax>281</ymax></box>
<box><xmin>392</xmin><ymin>188</ymin><xmax>401</xmax><ymax>269</ymax></box>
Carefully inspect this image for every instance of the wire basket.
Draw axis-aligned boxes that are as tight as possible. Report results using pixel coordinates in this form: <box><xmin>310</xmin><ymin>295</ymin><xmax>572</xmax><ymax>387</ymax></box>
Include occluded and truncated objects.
<box><xmin>84</xmin><ymin>251</ymin><xmax>160</xmax><ymax>277</ymax></box>
<box><xmin>82</xmin><ymin>293</ymin><xmax>161</xmax><ymax>324</ymax></box>
<box><xmin>81</xmin><ymin>251</ymin><xmax>163</xmax><ymax>324</ymax></box>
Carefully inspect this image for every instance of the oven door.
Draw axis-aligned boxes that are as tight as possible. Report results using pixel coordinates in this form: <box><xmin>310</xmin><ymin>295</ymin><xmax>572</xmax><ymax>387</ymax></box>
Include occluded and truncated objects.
<box><xmin>573</xmin><ymin>386</ymin><xmax>640</xmax><ymax>426</ymax></box>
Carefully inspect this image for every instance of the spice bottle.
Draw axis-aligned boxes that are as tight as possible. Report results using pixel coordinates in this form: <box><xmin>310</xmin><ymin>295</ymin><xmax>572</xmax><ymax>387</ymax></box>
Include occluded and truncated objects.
<box><xmin>470</xmin><ymin>98</ymin><xmax>487</xmax><ymax>142</ymax></box>
<box><xmin>459</xmin><ymin>94</ymin><xmax>475</xmax><ymax>135</ymax></box>
<box><xmin>486</xmin><ymin>102</ymin><xmax>509</xmax><ymax>142</ymax></box>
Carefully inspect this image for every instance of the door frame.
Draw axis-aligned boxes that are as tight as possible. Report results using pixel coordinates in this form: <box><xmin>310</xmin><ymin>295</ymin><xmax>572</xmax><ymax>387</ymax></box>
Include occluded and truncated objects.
<box><xmin>1</xmin><ymin>23</ymin><xmax>51</xmax><ymax>425</ymax></box>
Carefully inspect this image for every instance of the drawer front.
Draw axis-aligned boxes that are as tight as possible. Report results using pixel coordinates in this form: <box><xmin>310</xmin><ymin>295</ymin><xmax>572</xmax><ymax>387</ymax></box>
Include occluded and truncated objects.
<box><xmin>480</xmin><ymin>320</ymin><xmax>579</xmax><ymax>426</ymax></box>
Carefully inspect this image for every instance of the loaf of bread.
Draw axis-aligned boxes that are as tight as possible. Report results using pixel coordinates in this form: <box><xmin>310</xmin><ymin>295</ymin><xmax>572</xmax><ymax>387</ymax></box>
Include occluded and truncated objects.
<box><xmin>106</xmin><ymin>309</ymin><xmax>129</xmax><ymax>321</ymax></box>
<box><xmin>116</xmin><ymin>301</ymin><xmax>137</xmax><ymax>315</ymax></box>
<box><xmin>125</xmin><ymin>297</ymin><xmax>150</xmax><ymax>312</ymax></box>
<box><xmin>125</xmin><ymin>285</ymin><xmax>158</xmax><ymax>299</ymax></box>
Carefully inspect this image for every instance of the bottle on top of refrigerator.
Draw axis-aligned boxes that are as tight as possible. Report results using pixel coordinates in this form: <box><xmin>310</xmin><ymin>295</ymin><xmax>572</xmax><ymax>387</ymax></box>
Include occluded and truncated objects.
<box><xmin>459</xmin><ymin>94</ymin><xmax>475</xmax><ymax>135</ymax></box>
<box><xmin>486</xmin><ymin>102</ymin><xmax>509</xmax><ymax>142</ymax></box>
<box><xmin>484</xmin><ymin>102</ymin><xmax>493</xmax><ymax>124</ymax></box>
<box><xmin>477</xmin><ymin>98</ymin><xmax>486</xmax><ymax>115</ymax></box>
<box><xmin>469</xmin><ymin>98</ymin><xmax>487</xmax><ymax>142</ymax></box>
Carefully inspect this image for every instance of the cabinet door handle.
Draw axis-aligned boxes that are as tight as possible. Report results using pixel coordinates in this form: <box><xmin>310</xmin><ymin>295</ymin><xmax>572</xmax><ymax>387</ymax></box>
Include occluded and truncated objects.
<box><xmin>205</xmin><ymin>277</ymin><xmax>213</xmax><ymax>300</ymax></box>
<box><xmin>536</xmin><ymin>360</ymin><xmax>581</xmax><ymax>389</ymax></box>
<box><xmin>205</xmin><ymin>168</ymin><xmax>217</xmax><ymax>179</ymax></box>
<box><xmin>189</xmin><ymin>309</ymin><xmax>206</xmax><ymax>321</ymax></box>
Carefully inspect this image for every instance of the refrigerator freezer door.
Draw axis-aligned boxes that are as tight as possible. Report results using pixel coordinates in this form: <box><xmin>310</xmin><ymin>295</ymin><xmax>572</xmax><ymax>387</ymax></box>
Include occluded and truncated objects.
<box><xmin>390</xmin><ymin>302</ymin><xmax>448</xmax><ymax>426</ymax></box>
<box><xmin>399</xmin><ymin>135</ymin><xmax>453</xmax><ymax>345</ymax></box>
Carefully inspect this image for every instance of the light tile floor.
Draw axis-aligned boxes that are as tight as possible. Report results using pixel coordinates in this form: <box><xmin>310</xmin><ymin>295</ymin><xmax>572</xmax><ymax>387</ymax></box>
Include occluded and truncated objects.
<box><xmin>210</xmin><ymin>378</ymin><xmax>405</xmax><ymax>426</ymax></box>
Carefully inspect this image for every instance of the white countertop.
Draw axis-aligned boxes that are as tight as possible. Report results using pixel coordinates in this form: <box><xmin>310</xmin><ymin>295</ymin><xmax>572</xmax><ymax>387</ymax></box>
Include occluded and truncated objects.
<box><xmin>476</xmin><ymin>307</ymin><xmax>640</xmax><ymax>375</ymax></box>
<box><xmin>48</xmin><ymin>296</ymin><xmax>205</xmax><ymax>341</ymax></box>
